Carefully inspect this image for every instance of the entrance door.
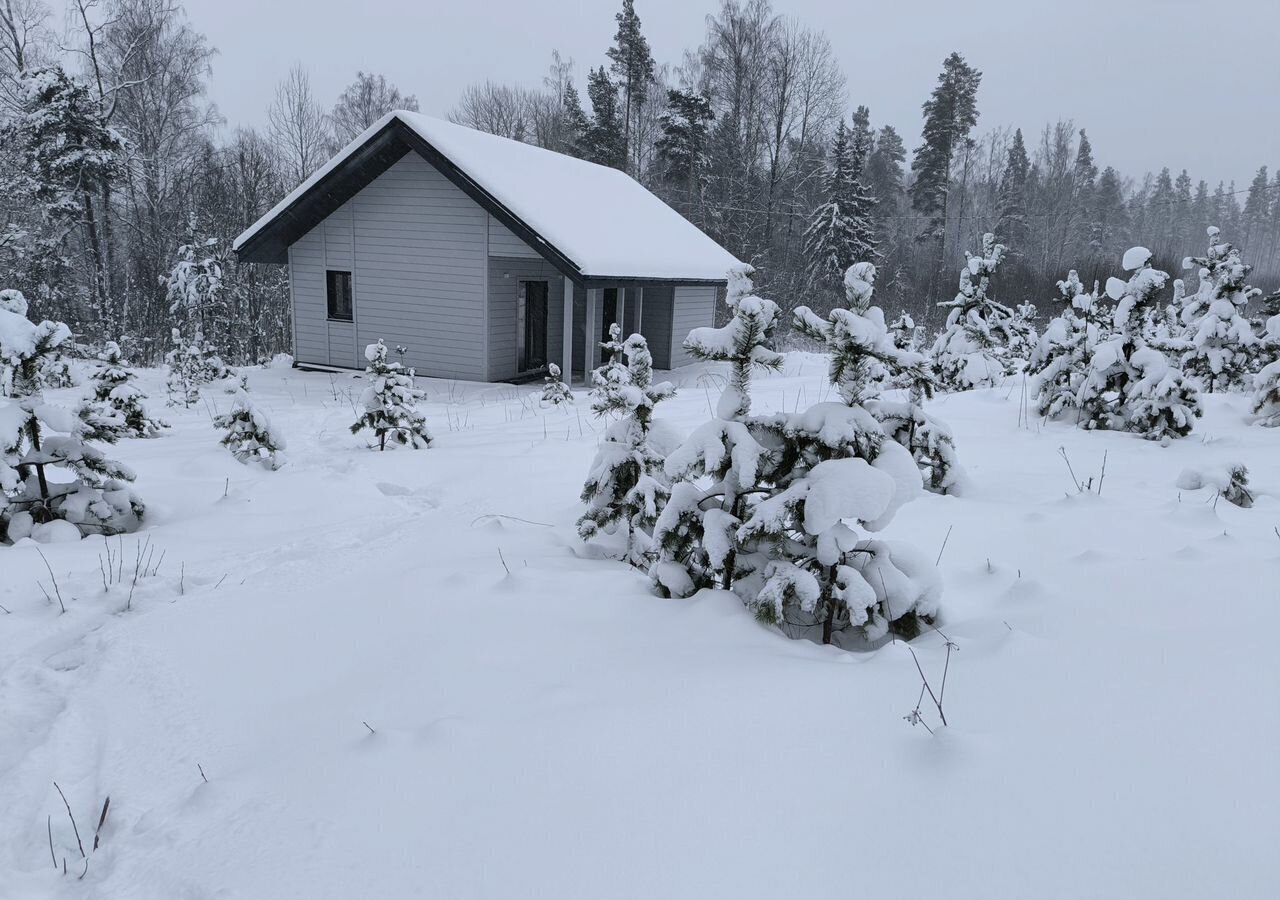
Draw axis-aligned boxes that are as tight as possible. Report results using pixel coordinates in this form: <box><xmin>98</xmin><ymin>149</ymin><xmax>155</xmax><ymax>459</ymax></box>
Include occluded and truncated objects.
<box><xmin>518</xmin><ymin>280</ymin><xmax>549</xmax><ymax>373</ymax></box>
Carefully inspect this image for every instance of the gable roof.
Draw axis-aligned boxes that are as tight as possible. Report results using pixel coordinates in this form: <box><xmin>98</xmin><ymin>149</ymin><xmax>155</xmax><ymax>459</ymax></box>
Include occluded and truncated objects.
<box><xmin>233</xmin><ymin>111</ymin><xmax>741</xmax><ymax>283</ymax></box>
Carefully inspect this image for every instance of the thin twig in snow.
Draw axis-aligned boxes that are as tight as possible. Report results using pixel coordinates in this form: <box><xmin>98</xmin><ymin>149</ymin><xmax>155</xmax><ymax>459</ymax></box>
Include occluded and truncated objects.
<box><xmin>53</xmin><ymin>782</ymin><xmax>85</xmax><ymax>859</ymax></box>
<box><xmin>34</xmin><ymin>547</ymin><xmax>66</xmax><ymax>613</ymax></box>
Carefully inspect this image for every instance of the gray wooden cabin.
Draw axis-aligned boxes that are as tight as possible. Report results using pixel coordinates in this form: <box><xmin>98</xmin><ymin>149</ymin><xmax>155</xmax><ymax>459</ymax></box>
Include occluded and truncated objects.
<box><xmin>234</xmin><ymin>112</ymin><xmax>741</xmax><ymax>382</ymax></box>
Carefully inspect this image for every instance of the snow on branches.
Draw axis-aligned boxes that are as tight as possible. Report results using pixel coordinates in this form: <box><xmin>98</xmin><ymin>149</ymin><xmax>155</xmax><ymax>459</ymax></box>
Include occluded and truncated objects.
<box><xmin>930</xmin><ymin>233</ymin><xmax>1019</xmax><ymax>390</ymax></box>
<box><xmin>1028</xmin><ymin>270</ymin><xmax>1100</xmax><ymax>421</ymax></box>
<box><xmin>214</xmin><ymin>376</ymin><xmax>286</xmax><ymax>469</ymax></box>
<box><xmin>578</xmin><ymin>326</ymin><xmax>674</xmax><ymax>564</ymax></box>
<box><xmin>1179</xmin><ymin>226</ymin><xmax>1259</xmax><ymax>393</ymax></box>
<box><xmin>540</xmin><ymin>363</ymin><xmax>573</xmax><ymax>407</ymax></box>
<box><xmin>1</xmin><ymin>292</ymin><xmax>143</xmax><ymax>542</ymax></box>
<box><xmin>351</xmin><ymin>340</ymin><xmax>433</xmax><ymax>450</ymax></box>
<box><xmin>81</xmin><ymin>341</ymin><xmax>167</xmax><ymax>439</ymax></box>
<box><xmin>1078</xmin><ymin>248</ymin><xmax>1202</xmax><ymax>441</ymax></box>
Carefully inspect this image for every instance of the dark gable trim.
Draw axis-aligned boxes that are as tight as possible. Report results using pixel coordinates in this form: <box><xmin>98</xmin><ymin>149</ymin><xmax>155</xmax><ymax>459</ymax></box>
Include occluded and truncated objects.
<box><xmin>236</xmin><ymin>116</ymin><xmax>584</xmax><ymax>284</ymax></box>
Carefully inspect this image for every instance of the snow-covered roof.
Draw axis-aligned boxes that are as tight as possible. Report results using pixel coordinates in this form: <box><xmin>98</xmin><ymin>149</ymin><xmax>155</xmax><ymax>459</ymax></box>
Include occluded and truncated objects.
<box><xmin>233</xmin><ymin>111</ymin><xmax>741</xmax><ymax>282</ymax></box>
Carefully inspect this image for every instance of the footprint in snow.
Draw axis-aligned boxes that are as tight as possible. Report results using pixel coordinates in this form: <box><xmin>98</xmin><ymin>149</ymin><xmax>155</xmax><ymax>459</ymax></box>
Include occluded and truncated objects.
<box><xmin>375</xmin><ymin>482</ymin><xmax>441</xmax><ymax>511</ymax></box>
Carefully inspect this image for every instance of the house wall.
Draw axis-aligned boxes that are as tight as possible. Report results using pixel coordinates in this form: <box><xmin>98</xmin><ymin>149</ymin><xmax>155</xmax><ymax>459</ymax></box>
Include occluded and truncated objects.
<box><xmin>670</xmin><ymin>284</ymin><xmax>717</xmax><ymax>367</ymax></box>
<box><xmin>486</xmin><ymin>256</ymin><xmax>565</xmax><ymax>382</ymax></box>
<box><xmin>285</xmin><ymin>149</ymin><xmax>724</xmax><ymax>381</ymax></box>
<box><xmin>288</xmin><ymin>153</ymin><xmax>488</xmax><ymax>379</ymax></box>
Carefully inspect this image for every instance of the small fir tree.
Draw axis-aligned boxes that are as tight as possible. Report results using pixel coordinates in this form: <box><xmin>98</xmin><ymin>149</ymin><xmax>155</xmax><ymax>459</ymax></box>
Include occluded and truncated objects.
<box><xmin>1027</xmin><ymin>271</ymin><xmax>1100</xmax><ymax>421</ymax></box>
<box><xmin>165</xmin><ymin>328</ymin><xmax>229</xmax><ymax>408</ymax></box>
<box><xmin>930</xmin><ymin>233</ymin><xmax>1018</xmax><ymax>390</ymax></box>
<box><xmin>651</xmin><ymin>264</ymin><xmax>782</xmax><ymax>598</ymax></box>
<box><xmin>745</xmin><ymin>261</ymin><xmax>942</xmax><ymax>642</ymax></box>
<box><xmin>351</xmin><ymin>339</ymin><xmax>433</xmax><ymax>450</ymax></box>
<box><xmin>1078</xmin><ymin>247</ymin><xmax>1202</xmax><ymax>440</ymax></box>
<box><xmin>578</xmin><ymin>330</ymin><xmax>674</xmax><ymax>564</ymax></box>
<box><xmin>540</xmin><ymin>362</ymin><xmax>573</xmax><ymax>407</ymax></box>
<box><xmin>1179</xmin><ymin>226</ymin><xmax>1259</xmax><ymax>393</ymax></box>
<box><xmin>83</xmin><ymin>341</ymin><xmax>167</xmax><ymax>438</ymax></box>
<box><xmin>0</xmin><ymin>290</ymin><xmax>143</xmax><ymax>541</ymax></box>
<box><xmin>213</xmin><ymin>376</ymin><xmax>286</xmax><ymax>469</ymax></box>
<box><xmin>1251</xmin><ymin>303</ymin><xmax>1280</xmax><ymax>426</ymax></box>
<box><xmin>888</xmin><ymin>311</ymin><xmax>920</xmax><ymax>353</ymax></box>
<box><xmin>831</xmin><ymin>265</ymin><xmax>961</xmax><ymax>494</ymax></box>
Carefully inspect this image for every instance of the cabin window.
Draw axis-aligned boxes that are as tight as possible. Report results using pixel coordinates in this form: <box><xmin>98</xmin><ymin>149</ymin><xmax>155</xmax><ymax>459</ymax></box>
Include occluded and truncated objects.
<box><xmin>326</xmin><ymin>270</ymin><xmax>353</xmax><ymax>322</ymax></box>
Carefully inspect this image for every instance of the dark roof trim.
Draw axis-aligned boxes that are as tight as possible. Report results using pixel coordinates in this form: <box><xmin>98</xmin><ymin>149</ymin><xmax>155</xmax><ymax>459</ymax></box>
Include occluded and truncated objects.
<box><xmin>580</xmin><ymin>276</ymin><xmax>727</xmax><ymax>289</ymax></box>
<box><xmin>235</xmin><ymin>122</ymin><xmax>410</xmax><ymax>264</ymax></box>
<box><xmin>235</xmin><ymin>119</ymin><xmax>585</xmax><ymax>284</ymax></box>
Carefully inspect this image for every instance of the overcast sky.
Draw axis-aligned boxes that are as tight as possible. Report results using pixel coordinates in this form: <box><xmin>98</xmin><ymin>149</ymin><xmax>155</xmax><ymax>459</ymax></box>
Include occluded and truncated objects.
<box><xmin>185</xmin><ymin>0</ymin><xmax>1279</xmax><ymax>189</ymax></box>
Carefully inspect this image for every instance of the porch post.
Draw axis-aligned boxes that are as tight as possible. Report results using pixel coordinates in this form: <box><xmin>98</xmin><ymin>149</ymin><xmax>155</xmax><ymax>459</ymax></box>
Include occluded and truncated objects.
<box><xmin>562</xmin><ymin>276</ymin><xmax>574</xmax><ymax>381</ymax></box>
<box><xmin>617</xmin><ymin>287</ymin><xmax>626</xmax><ymax>339</ymax></box>
<box><xmin>586</xmin><ymin>288</ymin><xmax>599</xmax><ymax>373</ymax></box>
<box><xmin>635</xmin><ymin>287</ymin><xmax>644</xmax><ymax>336</ymax></box>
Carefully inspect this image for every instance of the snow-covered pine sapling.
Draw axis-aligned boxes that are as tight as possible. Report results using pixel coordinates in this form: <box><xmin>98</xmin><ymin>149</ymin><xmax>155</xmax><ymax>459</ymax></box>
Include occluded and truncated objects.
<box><xmin>351</xmin><ymin>339</ymin><xmax>433</xmax><ymax>450</ymax></box>
<box><xmin>929</xmin><ymin>233</ymin><xmax>1017</xmax><ymax>390</ymax></box>
<box><xmin>0</xmin><ymin>291</ymin><xmax>143</xmax><ymax>542</ymax></box>
<box><xmin>1007</xmin><ymin>301</ymin><xmax>1039</xmax><ymax>366</ymax></box>
<box><xmin>830</xmin><ymin>265</ymin><xmax>961</xmax><ymax>494</ymax></box>
<box><xmin>651</xmin><ymin>264</ymin><xmax>783</xmax><ymax>597</ymax></box>
<box><xmin>1251</xmin><ymin>302</ymin><xmax>1280</xmax><ymax>426</ymax></box>
<box><xmin>888</xmin><ymin>311</ymin><xmax>920</xmax><ymax>353</ymax></box>
<box><xmin>165</xmin><ymin>233</ymin><xmax>223</xmax><ymax>332</ymax></box>
<box><xmin>1179</xmin><ymin>226</ymin><xmax>1259</xmax><ymax>393</ymax></box>
<box><xmin>164</xmin><ymin>328</ymin><xmax>229</xmax><ymax>408</ymax></box>
<box><xmin>539</xmin><ymin>363</ymin><xmax>573</xmax><ymax>407</ymax></box>
<box><xmin>213</xmin><ymin>376</ymin><xmax>286</xmax><ymax>469</ymax></box>
<box><xmin>1027</xmin><ymin>270</ymin><xmax>1100</xmax><ymax>421</ymax></box>
<box><xmin>1078</xmin><ymin>247</ymin><xmax>1202</xmax><ymax>441</ymax></box>
<box><xmin>578</xmin><ymin>333</ymin><xmax>675</xmax><ymax>565</ymax></box>
<box><xmin>745</xmin><ymin>261</ymin><xmax>942</xmax><ymax>643</ymax></box>
<box><xmin>82</xmin><ymin>341</ymin><xmax>167</xmax><ymax>439</ymax></box>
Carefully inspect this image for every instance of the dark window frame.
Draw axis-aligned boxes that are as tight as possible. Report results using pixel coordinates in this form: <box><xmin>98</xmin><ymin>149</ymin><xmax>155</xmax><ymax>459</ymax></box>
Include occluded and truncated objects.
<box><xmin>326</xmin><ymin>270</ymin><xmax>353</xmax><ymax>322</ymax></box>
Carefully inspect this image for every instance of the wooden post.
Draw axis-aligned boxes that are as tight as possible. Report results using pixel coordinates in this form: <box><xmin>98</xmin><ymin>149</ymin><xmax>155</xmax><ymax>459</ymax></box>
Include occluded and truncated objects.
<box><xmin>562</xmin><ymin>276</ymin><xmax>574</xmax><ymax>381</ymax></box>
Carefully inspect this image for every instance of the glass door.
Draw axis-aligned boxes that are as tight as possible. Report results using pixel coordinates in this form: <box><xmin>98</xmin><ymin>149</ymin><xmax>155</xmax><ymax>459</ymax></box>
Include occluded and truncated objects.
<box><xmin>517</xmin><ymin>280</ymin><xmax>549</xmax><ymax>373</ymax></box>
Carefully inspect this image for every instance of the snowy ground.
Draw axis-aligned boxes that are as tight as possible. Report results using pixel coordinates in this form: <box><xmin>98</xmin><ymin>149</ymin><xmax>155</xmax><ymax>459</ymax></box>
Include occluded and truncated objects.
<box><xmin>2</xmin><ymin>354</ymin><xmax>1277</xmax><ymax>899</ymax></box>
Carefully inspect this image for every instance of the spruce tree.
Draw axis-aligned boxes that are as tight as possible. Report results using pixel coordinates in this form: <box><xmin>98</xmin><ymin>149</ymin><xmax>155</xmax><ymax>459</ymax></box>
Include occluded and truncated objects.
<box><xmin>655</xmin><ymin>89</ymin><xmax>714</xmax><ymax>211</ymax></box>
<box><xmin>1027</xmin><ymin>271</ymin><xmax>1100</xmax><ymax>421</ymax></box>
<box><xmin>651</xmin><ymin>264</ymin><xmax>782</xmax><ymax>598</ymax></box>
<box><xmin>929</xmin><ymin>233</ymin><xmax>1017</xmax><ymax>390</ymax></box>
<box><xmin>0</xmin><ymin>290</ymin><xmax>143</xmax><ymax>542</ymax></box>
<box><xmin>540</xmin><ymin>363</ymin><xmax>573</xmax><ymax>407</ymax></box>
<box><xmin>578</xmin><ymin>330</ymin><xmax>674</xmax><ymax>564</ymax></box>
<box><xmin>605</xmin><ymin>0</ymin><xmax>655</xmax><ymax>174</ymax></box>
<box><xmin>82</xmin><ymin>341</ymin><xmax>168</xmax><ymax>439</ymax></box>
<box><xmin>996</xmin><ymin>128</ymin><xmax>1031</xmax><ymax>253</ymax></box>
<box><xmin>352</xmin><ymin>340</ymin><xmax>433</xmax><ymax>450</ymax></box>
<box><xmin>1078</xmin><ymin>248</ymin><xmax>1202</xmax><ymax>440</ymax></box>
<box><xmin>214</xmin><ymin>377</ymin><xmax>286</xmax><ymax>469</ymax></box>
<box><xmin>1179</xmin><ymin>226</ymin><xmax>1259</xmax><ymax>393</ymax></box>
<box><xmin>910</xmin><ymin>52</ymin><xmax>982</xmax><ymax>278</ymax></box>
<box><xmin>165</xmin><ymin>328</ymin><xmax>229</xmax><ymax>408</ymax></box>
<box><xmin>581</xmin><ymin>67</ymin><xmax>625</xmax><ymax>170</ymax></box>
<box><xmin>804</xmin><ymin>121</ymin><xmax>876</xmax><ymax>293</ymax></box>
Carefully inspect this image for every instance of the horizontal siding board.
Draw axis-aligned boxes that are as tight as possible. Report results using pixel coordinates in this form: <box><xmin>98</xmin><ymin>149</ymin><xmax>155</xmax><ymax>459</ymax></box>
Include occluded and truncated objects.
<box><xmin>488</xmin><ymin>217</ymin><xmax>541</xmax><ymax>259</ymax></box>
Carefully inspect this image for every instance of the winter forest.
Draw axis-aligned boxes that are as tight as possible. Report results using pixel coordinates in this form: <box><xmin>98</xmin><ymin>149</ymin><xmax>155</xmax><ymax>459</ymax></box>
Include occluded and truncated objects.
<box><xmin>2</xmin><ymin>0</ymin><xmax>1278</xmax><ymax>897</ymax></box>
<box><xmin>1</xmin><ymin>0</ymin><xmax>1278</xmax><ymax>362</ymax></box>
